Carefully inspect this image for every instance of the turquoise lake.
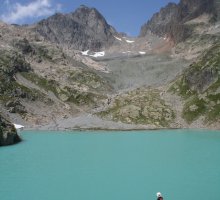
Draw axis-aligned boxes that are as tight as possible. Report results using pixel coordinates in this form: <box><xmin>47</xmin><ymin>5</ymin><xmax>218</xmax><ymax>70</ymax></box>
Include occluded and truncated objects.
<box><xmin>0</xmin><ymin>129</ymin><xmax>220</xmax><ymax>200</ymax></box>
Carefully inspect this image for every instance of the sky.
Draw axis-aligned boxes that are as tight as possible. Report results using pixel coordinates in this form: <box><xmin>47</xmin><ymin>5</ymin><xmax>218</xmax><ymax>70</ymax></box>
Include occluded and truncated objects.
<box><xmin>0</xmin><ymin>0</ymin><xmax>180</xmax><ymax>36</ymax></box>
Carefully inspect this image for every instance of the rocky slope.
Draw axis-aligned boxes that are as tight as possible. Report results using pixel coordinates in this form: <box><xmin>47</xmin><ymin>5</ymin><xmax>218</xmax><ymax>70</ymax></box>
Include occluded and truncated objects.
<box><xmin>140</xmin><ymin>0</ymin><xmax>218</xmax><ymax>43</ymax></box>
<box><xmin>95</xmin><ymin>43</ymin><xmax>220</xmax><ymax>129</ymax></box>
<box><xmin>140</xmin><ymin>0</ymin><xmax>220</xmax><ymax>60</ymax></box>
<box><xmin>0</xmin><ymin>114</ymin><xmax>21</xmax><ymax>146</ymax></box>
<box><xmin>169</xmin><ymin>43</ymin><xmax>220</xmax><ymax>128</ymax></box>
<box><xmin>97</xmin><ymin>43</ymin><xmax>220</xmax><ymax>129</ymax></box>
<box><xmin>97</xmin><ymin>88</ymin><xmax>174</xmax><ymax>128</ymax></box>
<box><xmin>0</xmin><ymin>20</ymin><xmax>112</xmax><ymax>131</ymax></box>
<box><xmin>34</xmin><ymin>5</ymin><xmax>116</xmax><ymax>51</ymax></box>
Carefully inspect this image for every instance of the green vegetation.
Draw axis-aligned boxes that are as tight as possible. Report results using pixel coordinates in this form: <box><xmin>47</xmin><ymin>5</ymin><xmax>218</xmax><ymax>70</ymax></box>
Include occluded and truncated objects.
<box><xmin>98</xmin><ymin>88</ymin><xmax>174</xmax><ymax>127</ymax></box>
<box><xmin>33</xmin><ymin>44</ymin><xmax>53</xmax><ymax>61</ymax></box>
<box><xmin>0</xmin><ymin>50</ymin><xmax>45</xmax><ymax>115</ymax></box>
<box><xmin>65</xmin><ymin>88</ymin><xmax>95</xmax><ymax>105</ymax></box>
<box><xmin>169</xmin><ymin>77</ymin><xmax>196</xmax><ymax>98</ymax></box>
<box><xmin>170</xmin><ymin>43</ymin><xmax>220</xmax><ymax>124</ymax></box>
<box><xmin>20</xmin><ymin>72</ymin><xmax>58</xmax><ymax>94</ymax></box>
<box><xmin>0</xmin><ymin>50</ymin><xmax>30</xmax><ymax>76</ymax></box>
<box><xmin>206</xmin><ymin>104</ymin><xmax>220</xmax><ymax>122</ymax></box>
<box><xmin>20</xmin><ymin>72</ymin><xmax>105</xmax><ymax>106</ymax></box>
<box><xmin>68</xmin><ymin>70</ymin><xmax>111</xmax><ymax>92</ymax></box>
<box><xmin>182</xmin><ymin>96</ymin><xmax>206</xmax><ymax>123</ymax></box>
<box><xmin>13</xmin><ymin>38</ymin><xmax>33</xmax><ymax>54</ymax></box>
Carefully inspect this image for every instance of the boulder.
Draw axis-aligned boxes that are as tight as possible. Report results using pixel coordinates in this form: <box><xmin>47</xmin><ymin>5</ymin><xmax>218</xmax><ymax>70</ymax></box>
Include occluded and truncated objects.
<box><xmin>0</xmin><ymin>114</ymin><xmax>21</xmax><ymax>146</ymax></box>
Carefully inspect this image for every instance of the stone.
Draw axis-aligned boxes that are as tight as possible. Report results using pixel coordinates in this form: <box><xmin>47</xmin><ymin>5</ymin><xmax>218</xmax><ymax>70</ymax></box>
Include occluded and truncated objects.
<box><xmin>0</xmin><ymin>114</ymin><xmax>21</xmax><ymax>146</ymax></box>
<box><xmin>119</xmin><ymin>105</ymin><xmax>141</xmax><ymax>119</ymax></box>
<box><xmin>189</xmin><ymin>104</ymin><xmax>198</xmax><ymax>111</ymax></box>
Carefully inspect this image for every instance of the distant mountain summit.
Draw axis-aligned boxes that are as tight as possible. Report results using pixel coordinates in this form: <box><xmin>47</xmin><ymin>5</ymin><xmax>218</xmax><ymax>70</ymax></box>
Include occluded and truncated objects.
<box><xmin>140</xmin><ymin>0</ymin><xmax>220</xmax><ymax>43</ymax></box>
<box><xmin>34</xmin><ymin>5</ymin><xmax>117</xmax><ymax>51</ymax></box>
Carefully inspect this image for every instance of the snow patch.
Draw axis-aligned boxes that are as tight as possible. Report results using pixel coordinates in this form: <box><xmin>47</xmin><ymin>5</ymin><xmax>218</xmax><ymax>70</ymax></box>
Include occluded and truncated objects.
<box><xmin>81</xmin><ymin>50</ymin><xmax>89</xmax><ymax>55</ymax></box>
<box><xmin>14</xmin><ymin>124</ymin><xmax>24</xmax><ymax>130</ymax></box>
<box><xmin>122</xmin><ymin>51</ymin><xmax>131</xmax><ymax>54</ymax></box>
<box><xmin>114</xmin><ymin>36</ymin><xmax>122</xmax><ymax>41</ymax></box>
<box><xmin>82</xmin><ymin>50</ymin><xmax>105</xmax><ymax>58</ymax></box>
<box><xmin>90</xmin><ymin>51</ymin><xmax>105</xmax><ymax>58</ymax></box>
<box><xmin>126</xmin><ymin>40</ymin><xmax>135</xmax><ymax>43</ymax></box>
<box><xmin>139</xmin><ymin>51</ymin><xmax>146</xmax><ymax>55</ymax></box>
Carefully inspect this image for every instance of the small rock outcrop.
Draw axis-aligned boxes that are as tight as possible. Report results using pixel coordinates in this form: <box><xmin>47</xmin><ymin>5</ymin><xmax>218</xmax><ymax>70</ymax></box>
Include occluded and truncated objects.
<box><xmin>140</xmin><ymin>0</ymin><xmax>218</xmax><ymax>43</ymax></box>
<box><xmin>35</xmin><ymin>5</ymin><xmax>117</xmax><ymax>51</ymax></box>
<box><xmin>0</xmin><ymin>114</ymin><xmax>21</xmax><ymax>146</ymax></box>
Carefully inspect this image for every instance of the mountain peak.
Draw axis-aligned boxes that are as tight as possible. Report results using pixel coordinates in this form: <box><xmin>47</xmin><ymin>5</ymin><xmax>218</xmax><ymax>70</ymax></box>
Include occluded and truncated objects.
<box><xmin>34</xmin><ymin>5</ymin><xmax>116</xmax><ymax>51</ymax></box>
<box><xmin>75</xmin><ymin>4</ymin><xmax>96</xmax><ymax>12</ymax></box>
<box><xmin>71</xmin><ymin>5</ymin><xmax>109</xmax><ymax>29</ymax></box>
<box><xmin>140</xmin><ymin>0</ymin><xmax>218</xmax><ymax>42</ymax></box>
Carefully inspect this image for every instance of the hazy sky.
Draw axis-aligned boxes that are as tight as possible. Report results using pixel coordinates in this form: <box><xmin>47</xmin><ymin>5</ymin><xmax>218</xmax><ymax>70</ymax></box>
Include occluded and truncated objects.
<box><xmin>0</xmin><ymin>0</ymin><xmax>180</xmax><ymax>36</ymax></box>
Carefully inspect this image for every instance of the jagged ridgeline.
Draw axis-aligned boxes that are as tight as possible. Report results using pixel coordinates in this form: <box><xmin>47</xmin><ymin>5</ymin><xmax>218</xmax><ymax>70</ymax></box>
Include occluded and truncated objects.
<box><xmin>34</xmin><ymin>5</ymin><xmax>117</xmax><ymax>51</ymax></box>
<box><xmin>170</xmin><ymin>43</ymin><xmax>220</xmax><ymax>124</ymax></box>
<box><xmin>140</xmin><ymin>0</ymin><xmax>220</xmax><ymax>43</ymax></box>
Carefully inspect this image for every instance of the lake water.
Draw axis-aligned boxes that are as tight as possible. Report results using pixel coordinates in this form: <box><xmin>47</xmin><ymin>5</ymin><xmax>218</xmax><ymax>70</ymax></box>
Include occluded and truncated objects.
<box><xmin>0</xmin><ymin>129</ymin><xmax>220</xmax><ymax>200</ymax></box>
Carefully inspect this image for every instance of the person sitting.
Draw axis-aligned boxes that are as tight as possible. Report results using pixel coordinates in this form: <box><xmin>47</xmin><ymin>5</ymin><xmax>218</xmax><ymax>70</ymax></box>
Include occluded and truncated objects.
<box><xmin>156</xmin><ymin>192</ymin><xmax>163</xmax><ymax>200</ymax></box>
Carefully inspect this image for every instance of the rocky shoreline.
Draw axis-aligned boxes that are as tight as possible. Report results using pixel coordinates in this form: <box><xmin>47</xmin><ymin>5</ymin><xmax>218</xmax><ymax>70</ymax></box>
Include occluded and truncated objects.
<box><xmin>22</xmin><ymin>112</ymin><xmax>220</xmax><ymax>132</ymax></box>
<box><xmin>0</xmin><ymin>114</ymin><xmax>21</xmax><ymax>146</ymax></box>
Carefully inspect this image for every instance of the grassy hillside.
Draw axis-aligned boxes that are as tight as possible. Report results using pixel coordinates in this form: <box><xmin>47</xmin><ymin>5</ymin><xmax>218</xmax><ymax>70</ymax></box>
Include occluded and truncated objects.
<box><xmin>170</xmin><ymin>43</ymin><xmax>220</xmax><ymax>124</ymax></box>
<box><xmin>97</xmin><ymin>88</ymin><xmax>175</xmax><ymax>128</ymax></box>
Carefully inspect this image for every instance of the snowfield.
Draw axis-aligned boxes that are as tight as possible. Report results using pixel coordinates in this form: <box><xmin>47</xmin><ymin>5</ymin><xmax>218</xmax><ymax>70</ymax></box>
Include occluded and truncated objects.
<box><xmin>81</xmin><ymin>50</ymin><xmax>89</xmax><ymax>55</ymax></box>
<box><xmin>126</xmin><ymin>40</ymin><xmax>135</xmax><ymax>43</ymax></box>
<box><xmin>114</xmin><ymin>36</ymin><xmax>122</xmax><ymax>41</ymax></box>
<box><xmin>139</xmin><ymin>51</ymin><xmax>146</xmax><ymax>55</ymax></box>
<box><xmin>90</xmin><ymin>51</ymin><xmax>105</xmax><ymax>58</ymax></box>
<box><xmin>81</xmin><ymin>50</ymin><xmax>105</xmax><ymax>58</ymax></box>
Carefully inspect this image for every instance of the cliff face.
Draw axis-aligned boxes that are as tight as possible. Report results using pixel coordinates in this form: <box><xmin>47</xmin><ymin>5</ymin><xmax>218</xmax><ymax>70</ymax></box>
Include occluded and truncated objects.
<box><xmin>35</xmin><ymin>5</ymin><xmax>116</xmax><ymax>51</ymax></box>
<box><xmin>170</xmin><ymin>44</ymin><xmax>220</xmax><ymax>124</ymax></box>
<box><xmin>0</xmin><ymin>114</ymin><xmax>21</xmax><ymax>146</ymax></box>
<box><xmin>140</xmin><ymin>3</ymin><xmax>178</xmax><ymax>38</ymax></box>
<box><xmin>140</xmin><ymin>0</ymin><xmax>218</xmax><ymax>43</ymax></box>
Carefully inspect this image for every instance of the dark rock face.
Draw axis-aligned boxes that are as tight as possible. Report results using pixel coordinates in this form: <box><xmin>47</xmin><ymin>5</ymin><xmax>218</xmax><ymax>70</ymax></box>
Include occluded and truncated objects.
<box><xmin>0</xmin><ymin>114</ymin><xmax>21</xmax><ymax>146</ymax></box>
<box><xmin>170</xmin><ymin>44</ymin><xmax>220</xmax><ymax>124</ymax></box>
<box><xmin>13</xmin><ymin>38</ymin><xmax>33</xmax><ymax>55</ymax></box>
<box><xmin>140</xmin><ymin>3</ymin><xmax>178</xmax><ymax>38</ymax></box>
<box><xmin>0</xmin><ymin>50</ymin><xmax>34</xmax><ymax>115</ymax></box>
<box><xmin>140</xmin><ymin>0</ymin><xmax>218</xmax><ymax>43</ymax></box>
<box><xmin>35</xmin><ymin>5</ymin><xmax>116</xmax><ymax>51</ymax></box>
<box><xmin>184</xmin><ymin>44</ymin><xmax>220</xmax><ymax>93</ymax></box>
<box><xmin>0</xmin><ymin>50</ymin><xmax>31</xmax><ymax>77</ymax></box>
<box><xmin>185</xmin><ymin>67</ymin><xmax>218</xmax><ymax>93</ymax></box>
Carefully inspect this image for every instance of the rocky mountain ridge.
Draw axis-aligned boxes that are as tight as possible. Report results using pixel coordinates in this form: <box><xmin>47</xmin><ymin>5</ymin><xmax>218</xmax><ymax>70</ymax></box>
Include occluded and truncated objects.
<box><xmin>140</xmin><ymin>0</ymin><xmax>219</xmax><ymax>43</ymax></box>
<box><xmin>34</xmin><ymin>5</ymin><xmax>117</xmax><ymax>51</ymax></box>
